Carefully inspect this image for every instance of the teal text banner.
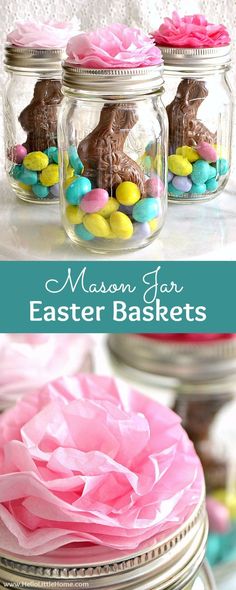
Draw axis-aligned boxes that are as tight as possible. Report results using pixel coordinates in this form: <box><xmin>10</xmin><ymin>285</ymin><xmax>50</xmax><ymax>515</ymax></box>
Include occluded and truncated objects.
<box><xmin>0</xmin><ymin>261</ymin><xmax>235</xmax><ymax>333</ymax></box>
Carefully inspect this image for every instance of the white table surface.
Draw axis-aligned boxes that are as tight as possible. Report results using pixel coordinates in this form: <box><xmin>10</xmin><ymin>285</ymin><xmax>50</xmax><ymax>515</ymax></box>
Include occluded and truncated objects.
<box><xmin>0</xmin><ymin>174</ymin><xmax>235</xmax><ymax>261</ymax></box>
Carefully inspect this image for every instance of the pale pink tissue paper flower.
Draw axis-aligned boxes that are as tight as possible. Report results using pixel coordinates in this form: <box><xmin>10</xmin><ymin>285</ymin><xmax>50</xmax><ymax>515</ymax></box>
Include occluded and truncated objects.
<box><xmin>0</xmin><ymin>374</ymin><xmax>204</xmax><ymax>558</ymax></box>
<box><xmin>7</xmin><ymin>20</ymin><xmax>80</xmax><ymax>49</ymax></box>
<box><xmin>66</xmin><ymin>23</ymin><xmax>163</xmax><ymax>69</ymax></box>
<box><xmin>152</xmin><ymin>11</ymin><xmax>231</xmax><ymax>49</ymax></box>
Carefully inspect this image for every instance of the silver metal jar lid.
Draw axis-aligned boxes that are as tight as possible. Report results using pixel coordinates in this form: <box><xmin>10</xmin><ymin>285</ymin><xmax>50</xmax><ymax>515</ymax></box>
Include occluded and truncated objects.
<box><xmin>0</xmin><ymin>491</ymin><xmax>207</xmax><ymax>590</ymax></box>
<box><xmin>159</xmin><ymin>45</ymin><xmax>231</xmax><ymax>73</ymax></box>
<box><xmin>4</xmin><ymin>45</ymin><xmax>65</xmax><ymax>73</ymax></box>
<box><xmin>108</xmin><ymin>335</ymin><xmax>236</xmax><ymax>394</ymax></box>
<box><xmin>62</xmin><ymin>63</ymin><xmax>164</xmax><ymax>97</ymax></box>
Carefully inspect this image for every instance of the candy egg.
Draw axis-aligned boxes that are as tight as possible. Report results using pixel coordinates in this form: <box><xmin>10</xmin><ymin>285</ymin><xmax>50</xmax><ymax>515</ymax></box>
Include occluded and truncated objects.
<box><xmin>172</xmin><ymin>175</ymin><xmax>192</xmax><ymax>192</ymax></box>
<box><xmin>50</xmin><ymin>183</ymin><xmax>60</xmax><ymax>198</ymax></box>
<box><xmin>216</xmin><ymin>158</ymin><xmax>229</xmax><ymax>176</ymax></box>
<box><xmin>75</xmin><ymin>224</ymin><xmax>94</xmax><ymax>241</ymax></box>
<box><xmin>212</xmin><ymin>489</ymin><xmax>236</xmax><ymax>519</ymax></box>
<box><xmin>65</xmin><ymin>176</ymin><xmax>92</xmax><ymax>206</ymax></box>
<box><xmin>168</xmin><ymin>182</ymin><xmax>183</xmax><ymax>197</ymax></box>
<box><xmin>149</xmin><ymin>217</ymin><xmax>161</xmax><ymax>233</ymax></box>
<box><xmin>12</xmin><ymin>165</ymin><xmax>23</xmax><ymax>180</ymax></box>
<box><xmin>133</xmin><ymin>198</ymin><xmax>159</xmax><ymax>222</ymax></box>
<box><xmin>168</xmin><ymin>155</ymin><xmax>192</xmax><ymax>176</ymax></box>
<box><xmin>67</xmin><ymin>206</ymin><xmax>85</xmax><ymax>224</ymax></box>
<box><xmin>190</xmin><ymin>183</ymin><xmax>206</xmax><ymax>194</ymax></box>
<box><xmin>68</xmin><ymin>145</ymin><xmax>84</xmax><ymax>174</ymax></box>
<box><xmin>32</xmin><ymin>184</ymin><xmax>49</xmax><ymax>199</ymax></box>
<box><xmin>145</xmin><ymin>175</ymin><xmax>164</xmax><ymax>198</ymax></box>
<box><xmin>167</xmin><ymin>171</ymin><xmax>174</xmax><ymax>183</ymax></box>
<box><xmin>40</xmin><ymin>164</ymin><xmax>59</xmax><ymax>187</ymax></box>
<box><xmin>52</xmin><ymin>148</ymin><xmax>59</xmax><ymax>164</ymax></box>
<box><xmin>196</xmin><ymin>141</ymin><xmax>217</xmax><ymax>163</ymax></box>
<box><xmin>23</xmin><ymin>151</ymin><xmax>49</xmax><ymax>171</ymax></box>
<box><xmin>83</xmin><ymin>213</ymin><xmax>111</xmax><ymax>238</ymax></box>
<box><xmin>132</xmin><ymin>222</ymin><xmax>151</xmax><ymax>240</ymax></box>
<box><xmin>80</xmin><ymin>189</ymin><xmax>109</xmax><ymax>213</ymax></box>
<box><xmin>110</xmin><ymin>212</ymin><xmax>133</xmax><ymax>240</ymax></box>
<box><xmin>208</xmin><ymin>165</ymin><xmax>217</xmax><ymax>180</ymax></box>
<box><xmin>118</xmin><ymin>204</ymin><xmax>134</xmax><ymax>216</ymax></box>
<box><xmin>176</xmin><ymin>146</ymin><xmax>200</xmax><ymax>162</ymax></box>
<box><xmin>10</xmin><ymin>144</ymin><xmax>27</xmax><ymax>164</ymax></box>
<box><xmin>99</xmin><ymin>197</ymin><xmax>119</xmax><ymax>218</ymax></box>
<box><xmin>206</xmin><ymin>178</ymin><xmax>218</xmax><ymax>192</ymax></box>
<box><xmin>116</xmin><ymin>181</ymin><xmax>140</xmax><ymax>206</ymax></box>
<box><xmin>66</xmin><ymin>166</ymin><xmax>75</xmax><ymax>180</ymax></box>
<box><xmin>18</xmin><ymin>168</ymin><xmax>38</xmax><ymax>186</ymax></box>
<box><xmin>191</xmin><ymin>160</ymin><xmax>210</xmax><ymax>184</ymax></box>
<box><xmin>18</xmin><ymin>181</ymin><xmax>32</xmax><ymax>193</ymax></box>
<box><xmin>44</xmin><ymin>146</ymin><xmax>58</xmax><ymax>162</ymax></box>
<box><xmin>206</xmin><ymin>497</ymin><xmax>230</xmax><ymax>534</ymax></box>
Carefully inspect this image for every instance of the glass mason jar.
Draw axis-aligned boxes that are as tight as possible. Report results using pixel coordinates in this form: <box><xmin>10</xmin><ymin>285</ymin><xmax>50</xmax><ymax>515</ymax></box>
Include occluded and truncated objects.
<box><xmin>160</xmin><ymin>45</ymin><xmax>233</xmax><ymax>203</ymax></box>
<box><xmin>0</xmin><ymin>491</ymin><xmax>215</xmax><ymax>590</ymax></box>
<box><xmin>58</xmin><ymin>64</ymin><xmax>168</xmax><ymax>253</ymax></box>
<box><xmin>108</xmin><ymin>334</ymin><xmax>236</xmax><ymax>573</ymax></box>
<box><xmin>3</xmin><ymin>45</ymin><xmax>64</xmax><ymax>204</ymax></box>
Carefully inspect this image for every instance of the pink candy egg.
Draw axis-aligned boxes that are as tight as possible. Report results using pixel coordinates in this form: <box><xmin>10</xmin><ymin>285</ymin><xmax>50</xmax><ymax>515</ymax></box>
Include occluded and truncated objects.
<box><xmin>9</xmin><ymin>144</ymin><xmax>27</xmax><ymax>164</ymax></box>
<box><xmin>80</xmin><ymin>189</ymin><xmax>109</xmax><ymax>213</ymax></box>
<box><xmin>145</xmin><ymin>175</ymin><xmax>164</xmax><ymax>198</ymax></box>
<box><xmin>206</xmin><ymin>496</ymin><xmax>231</xmax><ymax>534</ymax></box>
<box><xmin>196</xmin><ymin>142</ymin><xmax>217</xmax><ymax>163</ymax></box>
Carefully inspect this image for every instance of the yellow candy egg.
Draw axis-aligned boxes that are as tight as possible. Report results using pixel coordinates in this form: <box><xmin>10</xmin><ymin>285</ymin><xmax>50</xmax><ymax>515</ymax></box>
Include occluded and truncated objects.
<box><xmin>168</xmin><ymin>155</ymin><xmax>193</xmax><ymax>177</ymax></box>
<box><xmin>40</xmin><ymin>164</ymin><xmax>59</xmax><ymax>187</ymax></box>
<box><xmin>66</xmin><ymin>206</ymin><xmax>85</xmax><ymax>224</ymax></box>
<box><xmin>99</xmin><ymin>197</ymin><xmax>119</xmax><ymax>218</ymax></box>
<box><xmin>110</xmin><ymin>211</ymin><xmax>133</xmax><ymax>240</ymax></box>
<box><xmin>66</xmin><ymin>166</ymin><xmax>75</xmax><ymax>180</ymax></box>
<box><xmin>212</xmin><ymin>490</ymin><xmax>236</xmax><ymax>519</ymax></box>
<box><xmin>176</xmin><ymin>146</ymin><xmax>200</xmax><ymax>162</ymax></box>
<box><xmin>116</xmin><ymin>181</ymin><xmax>140</xmax><ymax>206</ymax></box>
<box><xmin>149</xmin><ymin>218</ymin><xmax>158</xmax><ymax>233</ymax></box>
<box><xmin>23</xmin><ymin>151</ymin><xmax>49</xmax><ymax>171</ymax></box>
<box><xmin>83</xmin><ymin>214</ymin><xmax>111</xmax><ymax>238</ymax></box>
<box><xmin>18</xmin><ymin>181</ymin><xmax>32</xmax><ymax>193</ymax></box>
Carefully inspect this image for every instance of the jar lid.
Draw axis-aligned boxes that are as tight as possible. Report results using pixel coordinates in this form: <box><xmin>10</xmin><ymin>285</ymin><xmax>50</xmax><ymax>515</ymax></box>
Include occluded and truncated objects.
<box><xmin>62</xmin><ymin>63</ymin><xmax>164</xmax><ymax>96</ymax></box>
<box><xmin>0</xmin><ymin>492</ymin><xmax>207</xmax><ymax>590</ymax></box>
<box><xmin>108</xmin><ymin>334</ymin><xmax>236</xmax><ymax>394</ymax></box>
<box><xmin>4</xmin><ymin>45</ymin><xmax>64</xmax><ymax>72</ymax></box>
<box><xmin>160</xmin><ymin>45</ymin><xmax>231</xmax><ymax>72</ymax></box>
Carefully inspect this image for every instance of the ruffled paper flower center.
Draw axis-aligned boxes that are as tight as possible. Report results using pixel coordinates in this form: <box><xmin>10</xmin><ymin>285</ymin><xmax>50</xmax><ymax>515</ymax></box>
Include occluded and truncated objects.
<box><xmin>152</xmin><ymin>12</ymin><xmax>230</xmax><ymax>49</ymax></box>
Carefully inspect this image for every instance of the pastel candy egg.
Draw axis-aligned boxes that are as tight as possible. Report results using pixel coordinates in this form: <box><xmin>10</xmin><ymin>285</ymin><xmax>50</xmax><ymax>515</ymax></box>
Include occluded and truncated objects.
<box><xmin>40</xmin><ymin>164</ymin><xmax>59</xmax><ymax>187</ymax></box>
<box><xmin>206</xmin><ymin>533</ymin><xmax>222</xmax><ymax>566</ymax></box>
<box><xmin>206</xmin><ymin>178</ymin><xmax>219</xmax><ymax>192</ymax></box>
<box><xmin>132</xmin><ymin>222</ymin><xmax>151</xmax><ymax>240</ymax></box>
<box><xmin>191</xmin><ymin>160</ymin><xmax>210</xmax><ymax>184</ymax></box>
<box><xmin>66</xmin><ymin>166</ymin><xmax>75</xmax><ymax>180</ymax></box>
<box><xmin>67</xmin><ymin>206</ymin><xmax>85</xmax><ymax>224</ymax></box>
<box><xmin>18</xmin><ymin>181</ymin><xmax>32</xmax><ymax>193</ymax></box>
<box><xmin>216</xmin><ymin>158</ymin><xmax>229</xmax><ymax>176</ymax></box>
<box><xmin>32</xmin><ymin>183</ymin><xmax>49</xmax><ymax>199</ymax></box>
<box><xmin>208</xmin><ymin>165</ymin><xmax>217</xmax><ymax>180</ymax></box>
<box><xmin>212</xmin><ymin>490</ymin><xmax>236</xmax><ymax>519</ymax></box>
<box><xmin>206</xmin><ymin>497</ymin><xmax>230</xmax><ymax>534</ymax></box>
<box><xmin>12</xmin><ymin>165</ymin><xmax>23</xmax><ymax>180</ymax></box>
<box><xmin>110</xmin><ymin>211</ymin><xmax>133</xmax><ymax>239</ymax></box>
<box><xmin>133</xmin><ymin>198</ymin><xmax>159</xmax><ymax>222</ymax></box>
<box><xmin>167</xmin><ymin>171</ymin><xmax>173</xmax><ymax>182</ymax></box>
<box><xmin>83</xmin><ymin>213</ymin><xmax>110</xmax><ymax>238</ymax></box>
<box><xmin>10</xmin><ymin>144</ymin><xmax>27</xmax><ymax>164</ymax></box>
<box><xmin>116</xmin><ymin>181</ymin><xmax>140</xmax><ymax>206</ymax></box>
<box><xmin>80</xmin><ymin>188</ymin><xmax>109</xmax><ymax>213</ymax></box>
<box><xmin>65</xmin><ymin>176</ymin><xmax>92</xmax><ymax>205</ymax></box>
<box><xmin>143</xmin><ymin>155</ymin><xmax>152</xmax><ymax>172</ymax></box>
<box><xmin>168</xmin><ymin>182</ymin><xmax>183</xmax><ymax>197</ymax></box>
<box><xmin>196</xmin><ymin>141</ymin><xmax>217</xmax><ymax>163</ymax></box>
<box><xmin>145</xmin><ymin>175</ymin><xmax>164</xmax><ymax>198</ymax></box>
<box><xmin>168</xmin><ymin>154</ymin><xmax>192</xmax><ymax>176</ymax></box>
<box><xmin>172</xmin><ymin>175</ymin><xmax>192</xmax><ymax>192</ymax></box>
<box><xmin>23</xmin><ymin>151</ymin><xmax>49</xmax><ymax>171</ymax></box>
<box><xmin>18</xmin><ymin>168</ymin><xmax>38</xmax><ymax>185</ymax></box>
<box><xmin>75</xmin><ymin>224</ymin><xmax>94</xmax><ymax>241</ymax></box>
<box><xmin>176</xmin><ymin>146</ymin><xmax>199</xmax><ymax>162</ymax></box>
<box><xmin>44</xmin><ymin>147</ymin><xmax>58</xmax><ymax>162</ymax></box>
<box><xmin>50</xmin><ymin>183</ymin><xmax>60</xmax><ymax>198</ymax></box>
<box><xmin>99</xmin><ymin>197</ymin><xmax>119</xmax><ymax>218</ymax></box>
<box><xmin>64</xmin><ymin>175</ymin><xmax>78</xmax><ymax>190</ymax></box>
<box><xmin>190</xmin><ymin>183</ymin><xmax>206</xmax><ymax>194</ymax></box>
<box><xmin>52</xmin><ymin>148</ymin><xmax>59</xmax><ymax>164</ymax></box>
<box><xmin>118</xmin><ymin>204</ymin><xmax>133</xmax><ymax>216</ymax></box>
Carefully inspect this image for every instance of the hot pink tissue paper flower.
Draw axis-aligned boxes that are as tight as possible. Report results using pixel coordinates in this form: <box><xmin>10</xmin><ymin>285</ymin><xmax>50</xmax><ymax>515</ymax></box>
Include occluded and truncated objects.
<box><xmin>0</xmin><ymin>334</ymin><xmax>92</xmax><ymax>411</ymax></box>
<box><xmin>0</xmin><ymin>375</ymin><xmax>204</xmax><ymax>558</ymax></box>
<box><xmin>66</xmin><ymin>23</ymin><xmax>162</xmax><ymax>69</ymax></box>
<box><xmin>152</xmin><ymin>11</ymin><xmax>231</xmax><ymax>49</ymax></box>
<box><xmin>7</xmin><ymin>20</ymin><xmax>80</xmax><ymax>49</ymax></box>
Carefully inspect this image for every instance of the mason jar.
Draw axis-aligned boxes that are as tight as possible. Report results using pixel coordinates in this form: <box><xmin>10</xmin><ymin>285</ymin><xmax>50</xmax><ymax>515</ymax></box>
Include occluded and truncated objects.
<box><xmin>160</xmin><ymin>46</ymin><xmax>233</xmax><ymax>203</ymax></box>
<box><xmin>0</xmin><ymin>489</ymin><xmax>215</xmax><ymax>590</ymax></box>
<box><xmin>58</xmin><ymin>65</ymin><xmax>168</xmax><ymax>253</ymax></box>
<box><xmin>3</xmin><ymin>46</ymin><xmax>64</xmax><ymax>203</ymax></box>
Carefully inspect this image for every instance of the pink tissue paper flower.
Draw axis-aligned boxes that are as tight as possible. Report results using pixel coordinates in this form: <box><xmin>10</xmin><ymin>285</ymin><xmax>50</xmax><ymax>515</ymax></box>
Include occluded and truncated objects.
<box><xmin>0</xmin><ymin>374</ymin><xmax>204</xmax><ymax>558</ymax></box>
<box><xmin>66</xmin><ymin>23</ymin><xmax>162</xmax><ymax>69</ymax></box>
<box><xmin>7</xmin><ymin>20</ymin><xmax>80</xmax><ymax>49</ymax></box>
<box><xmin>152</xmin><ymin>11</ymin><xmax>231</xmax><ymax>49</ymax></box>
<box><xmin>0</xmin><ymin>334</ymin><xmax>92</xmax><ymax>411</ymax></box>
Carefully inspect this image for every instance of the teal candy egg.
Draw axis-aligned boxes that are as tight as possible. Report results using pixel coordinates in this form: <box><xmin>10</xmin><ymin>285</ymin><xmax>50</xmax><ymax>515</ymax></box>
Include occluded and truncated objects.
<box><xmin>168</xmin><ymin>182</ymin><xmax>183</xmax><ymax>197</ymax></box>
<box><xmin>206</xmin><ymin>533</ymin><xmax>222</xmax><ymax>566</ymax></box>
<box><xmin>73</xmin><ymin>157</ymin><xmax>84</xmax><ymax>175</ymax></box>
<box><xmin>65</xmin><ymin>176</ymin><xmax>92</xmax><ymax>205</ymax></box>
<box><xmin>206</xmin><ymin>178</ymin><xmax>219</xmax><ymax>192</ymax></box>
<box><xmin>133</xmin><ymin>198</ymin><xmax>159</xmax><ymax>222</ymax></box>
<box><xmin>208</xmin><ymin>165</ymin><xmax>217</xmax><ymax>180</ymax></box>
<box><xmin>18</xmin><ymin>167</ymin><xmax>38</xmax><ymax>185</ymax></box>
<box><xmin>217</xmin><ymin>158</ymin><xmax>229</xmax><ymax>176</ymax></box>
<box><xmin>68</xmin><ymin>146</ymin><xmax>83</xmax><ymax>174</ymax></box>
<box><xmin>32</xmin><ymin>183</ymin><xmax>49</xmax><ymax>199</ymax></box>
<box><xmin>191</xmin><ymin>160</ymin><xmax>209</xmax><ymax>184</ymax></box>
<box><xmin>52</xmin><ymin>148</ymin><xmax>59</xmax><ymax>164</ymax></box>
<box><xmin>44</xmin><ymin>147</ymin><xmax>58</xmax><ymax>162</ymax></box>
<box><xmin>12</xmin><ymin>165</ymin><xmax>23</xmax><ymax>180</ymax></box>
<box><xmin>75</xmin><ymin>224</ymin><xmax>94</xmax><ymax>241</ymax></box>
<box><xmin>190</xmin><ymin>183</ymin><xmax>206</xmax><ymax>194</ymax></box>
